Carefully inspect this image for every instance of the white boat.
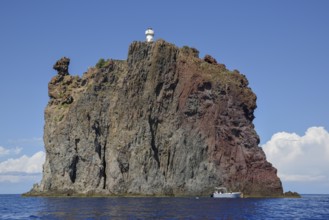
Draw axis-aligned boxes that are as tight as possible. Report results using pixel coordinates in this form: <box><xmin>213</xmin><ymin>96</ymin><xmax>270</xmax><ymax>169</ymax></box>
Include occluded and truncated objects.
<box><xmin>212</xmin><ymin>187</ymin><xmax>242</xmax><ymax>198</ymax></box>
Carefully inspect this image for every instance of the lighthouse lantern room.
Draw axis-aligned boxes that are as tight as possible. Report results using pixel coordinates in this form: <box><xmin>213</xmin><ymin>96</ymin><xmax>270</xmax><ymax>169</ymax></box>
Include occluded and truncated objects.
<box><xmin>145</xmin><ymin>28</ymin><xmax>154</xmax><ymax>42</ymax></box>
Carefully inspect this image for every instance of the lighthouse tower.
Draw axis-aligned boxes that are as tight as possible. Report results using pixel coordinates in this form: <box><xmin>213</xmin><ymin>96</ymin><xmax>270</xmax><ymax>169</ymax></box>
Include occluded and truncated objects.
<box><xmin>145</xmin><ymin>28</ymin><xmax>154</xmax><ymax>42</ymax></box>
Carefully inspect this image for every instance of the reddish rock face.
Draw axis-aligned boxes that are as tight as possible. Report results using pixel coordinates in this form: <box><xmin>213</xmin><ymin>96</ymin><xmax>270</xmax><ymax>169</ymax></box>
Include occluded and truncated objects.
<box><xmin>28</xmin><ymin>40</ymin><xmax>283</xmax><ymax>197</ymax></box>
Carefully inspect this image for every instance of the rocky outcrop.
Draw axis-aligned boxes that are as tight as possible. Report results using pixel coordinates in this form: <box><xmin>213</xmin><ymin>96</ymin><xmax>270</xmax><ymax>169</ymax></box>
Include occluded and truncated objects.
<box><xmin>284</xmin><ymin>191</ymin><xmax>301</xmax><ymax>198</ymax></box>
<box><xmin>203</xmin><ymin>54</ymin><xmax>218</xmax><ymax>64</ymax></box>
<box><xmin>53</xmin><ymin>57</ymin><xmax>70</xmax><ymax>76</ymax></box>
<box><xmin>28</xmin><ymin>39</ymin><xmax>283</xmax><ymax>197</ymax></box>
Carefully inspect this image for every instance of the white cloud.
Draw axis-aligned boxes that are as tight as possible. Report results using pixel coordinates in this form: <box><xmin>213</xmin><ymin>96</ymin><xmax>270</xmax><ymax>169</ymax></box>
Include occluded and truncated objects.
<box><xmin>0</xmin><ymin>174</ymin><xmax>42</xmax><ymax>183</ymax></box>
<box><xmin>0</xmin><ymin>146</ymin><xmax>9</xmax><ymax>156</ymax></box>
<box><xmin>279</xmin><ymin>174</ymin><xmax>326</xmax><ymax>182</ymax></box>
<box><xmin>0</xmin><ymin>146</ymin><xmax>22</xmax><ymax>156</ymax></box>
<box><xmin>0</xmin><ymin>151</ymin><xmax>45</xmax><ymax>174</ymax></box>
<box><xmin>13</xmin><ymin>147</ymin><xmax>22</xmax><ymax>154</ymax></box>
<box><xmin>262</xmin><ymin>127</ymin><xmax>329</xmax><ymax>183</ymax></box>
<box><xmin>0</xmin><ymin>174</ymin><xmax>22</xmax><ymax>183</ymax></box>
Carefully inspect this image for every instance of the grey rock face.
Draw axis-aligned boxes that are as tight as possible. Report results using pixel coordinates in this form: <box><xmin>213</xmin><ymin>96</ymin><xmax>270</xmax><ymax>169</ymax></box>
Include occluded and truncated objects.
<box><xmin>28</xmin><ymin>40</ymin><xmax>283</xmax><ymax>197</ymax></box>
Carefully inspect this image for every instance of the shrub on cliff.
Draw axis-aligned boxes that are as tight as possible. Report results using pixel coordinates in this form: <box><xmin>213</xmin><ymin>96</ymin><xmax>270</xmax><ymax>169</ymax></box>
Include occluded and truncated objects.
<box><xmin>181</xmin><ymin>46</ymin><xmax>199</xmax><ymax>58</ymax></box>
<box><xmin>96</xmin><ymin>58</ymin><xmax>106</xmax><ymax>68</ymax></box>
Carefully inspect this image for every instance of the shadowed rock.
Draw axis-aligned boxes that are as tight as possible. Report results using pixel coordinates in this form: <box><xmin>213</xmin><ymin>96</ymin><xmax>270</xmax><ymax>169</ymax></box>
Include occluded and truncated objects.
<box><xmin>53</xmin><ymin>57</ymin><xmax>70</xmax><ymax>76</ymax></box>
<box><xmin>204</xmin><ymin>54</ymin><xmax>218</xmax><ymax>64</ymax></box>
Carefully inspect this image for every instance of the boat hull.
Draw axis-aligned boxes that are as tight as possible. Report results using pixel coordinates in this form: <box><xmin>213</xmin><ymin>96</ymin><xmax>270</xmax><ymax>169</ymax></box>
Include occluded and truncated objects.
<box><xmin>213</xmin><ymin>192</ymin><xmax>241</xmax><ymax>198</ymax></box>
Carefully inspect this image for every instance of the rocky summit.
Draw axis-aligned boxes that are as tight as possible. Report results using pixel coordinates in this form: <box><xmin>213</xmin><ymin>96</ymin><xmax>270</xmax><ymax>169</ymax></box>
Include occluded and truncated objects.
<box><xmin>28</xmin><ymin>39</ymin><xmax>283</xmax><ymax>197</ymax></box>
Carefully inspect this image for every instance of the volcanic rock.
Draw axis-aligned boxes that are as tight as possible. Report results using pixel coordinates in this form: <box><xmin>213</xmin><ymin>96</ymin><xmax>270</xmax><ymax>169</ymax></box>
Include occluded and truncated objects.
<box><xmin>204</xmin><ymin>54</ymin><xmax>218</xmax><ymax>64</ymax></box>
<box><xmin>28</xmin><ymin>40</ymin><xmax>283</xmax><ymax>197</ymax></box>
<box><xmin>53</xmin><ymin>57</ymin><xmax>70</xmax><ymax>76</ymax></box>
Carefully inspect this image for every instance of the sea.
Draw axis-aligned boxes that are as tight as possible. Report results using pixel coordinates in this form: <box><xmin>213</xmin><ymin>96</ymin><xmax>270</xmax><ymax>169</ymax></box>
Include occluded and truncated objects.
<box><xmin>0</xmin><ymin>194</ymin><xmax>328</xmax><ymax>219</ymax></box>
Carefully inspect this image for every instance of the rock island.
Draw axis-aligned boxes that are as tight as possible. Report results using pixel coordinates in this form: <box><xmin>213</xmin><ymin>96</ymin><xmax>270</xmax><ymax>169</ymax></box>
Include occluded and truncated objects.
<box><xmin>27</xmin><ymin>38</ymin><xmax>283</xmax><ymax>197</ymax></box>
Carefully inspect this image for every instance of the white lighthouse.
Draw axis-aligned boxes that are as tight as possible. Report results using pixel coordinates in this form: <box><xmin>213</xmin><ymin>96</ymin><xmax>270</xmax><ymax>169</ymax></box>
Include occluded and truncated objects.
<box><xmin>145</xmin><ymin>28</ymin><xmax>154</xmax><ymax>42</ymax></box>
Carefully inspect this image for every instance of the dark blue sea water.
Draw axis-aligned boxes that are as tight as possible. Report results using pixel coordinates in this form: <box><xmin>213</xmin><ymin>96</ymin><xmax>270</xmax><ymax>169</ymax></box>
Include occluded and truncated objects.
<box><xmin>0</xmin><ymin>194</ymin><xmax>328</xmax><ymax>219</ymax></box>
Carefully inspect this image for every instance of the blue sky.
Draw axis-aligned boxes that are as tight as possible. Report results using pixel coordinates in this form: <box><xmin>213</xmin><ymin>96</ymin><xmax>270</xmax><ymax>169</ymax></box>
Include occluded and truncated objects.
<box><xmin>0</xmin><ymin>1</ymin><xmax>328</xmax><ymax>194</ymax></box>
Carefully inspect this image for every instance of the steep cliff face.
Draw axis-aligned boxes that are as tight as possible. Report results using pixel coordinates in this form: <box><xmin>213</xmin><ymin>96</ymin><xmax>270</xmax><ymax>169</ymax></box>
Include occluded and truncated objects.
<box><xmin>30</xmin><ymin>40</ymin><xmax>283</xmax><ymax>196</ymax></box>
